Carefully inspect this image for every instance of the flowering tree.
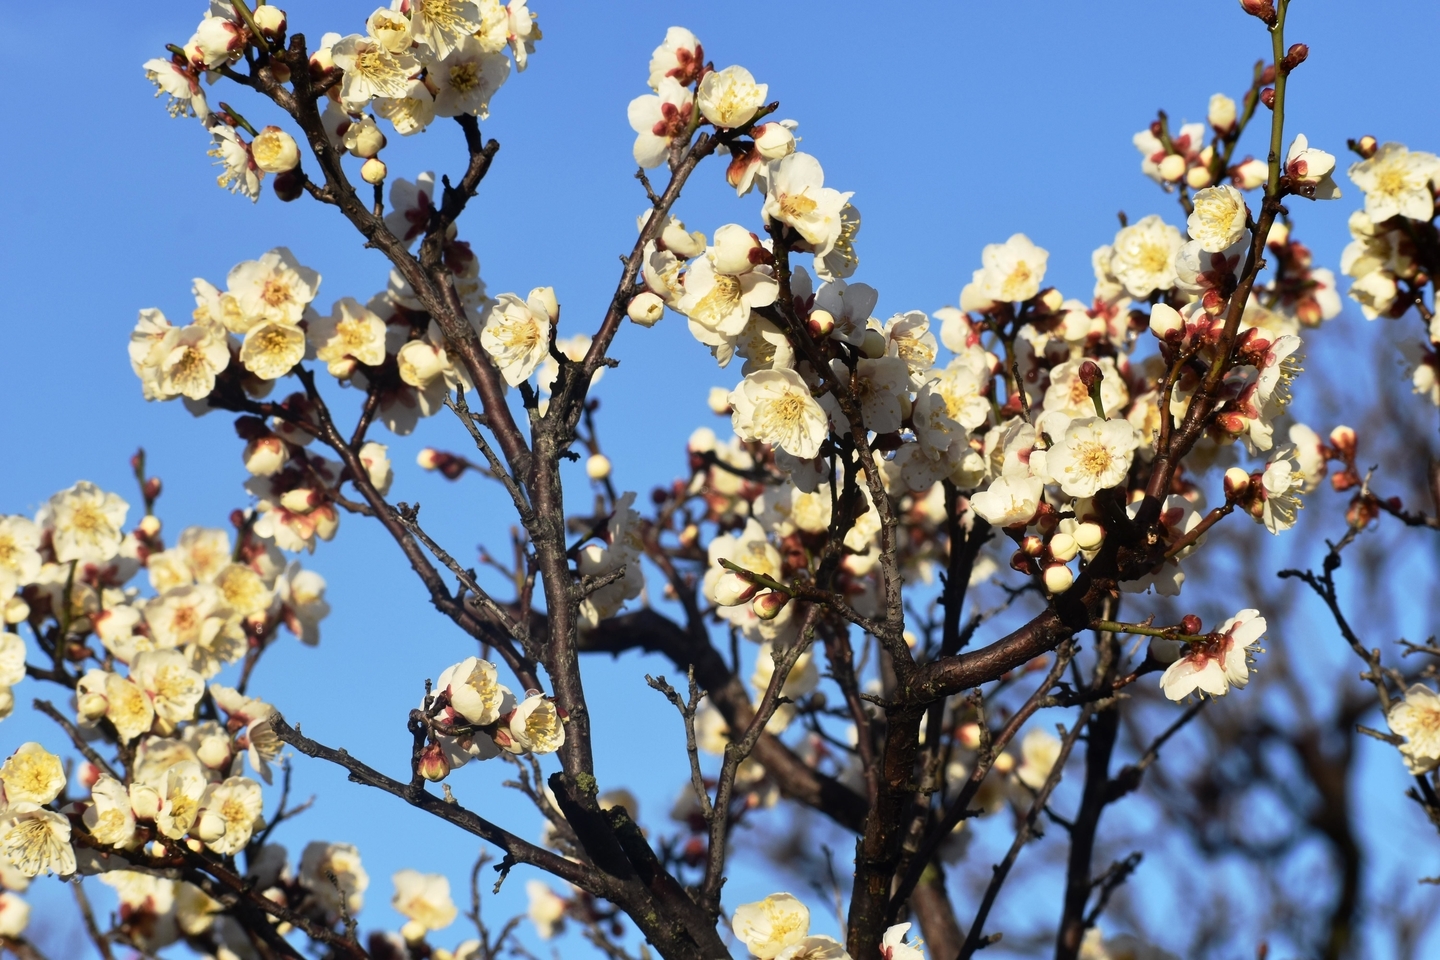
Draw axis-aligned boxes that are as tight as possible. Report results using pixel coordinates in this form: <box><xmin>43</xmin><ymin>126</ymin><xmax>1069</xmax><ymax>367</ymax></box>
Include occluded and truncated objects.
<box><xmin>1</xmin><ymin>1</ymin><xmax>1439</xmax><ymax>958</ymax></box>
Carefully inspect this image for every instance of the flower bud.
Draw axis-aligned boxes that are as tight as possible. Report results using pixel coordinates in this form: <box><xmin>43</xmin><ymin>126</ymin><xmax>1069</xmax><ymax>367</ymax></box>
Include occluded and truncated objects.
<box><xmin>585</xmin><ymin>454</ymin><xmax>611</xmax><ymax>480</ymax></box>
<box><xmin>1020</xmin><ymin>535</ymin><xmax>1043</xmax><ymax>558</ymax></box>
<box><xmin>4</xmin><ymin>597</ymin><xmax>30</xmax><ymax>624</ymax></box>
<box><xmin>418</xmin><ymin>742</ymin><xmax>451</xmax><ymax>782</ymax></box>
<box><xmin>1077</xmin><ymin>360</ymin><xmax>1102</xmax><ymax>389</ymax></box>
<box><xmin>360</xmin><ymin>157</ymin><xmax>388</xmax><ymax>184</ymax></box>
<box><xmin>707</xmin><ymin>387</ymin><xmax>731</xmax><ymax>414</ymax></box>
<box><xmin>1148</xmin><ymin>302</ymin><xmax>1184</xmax><ymax>340</ymax></box>
<box><xmin>898</xmin><ymin>393</ymin><xmax>913</xmax><ymax>422</ymax></box>
<box><xmin>713</xmin><ymin>571</ymin><xmax>759</xmax><ymax>606</ymax></box>
<box><xmin>197</xmin><ymin>810</ymin><xmax>226</xmax><ymax>843</ymax></box>
<box><xmin>1267</xmin><ymin>221</ymin><xmax>1290</xmax><ymax>248</ymax></box>
<box><xmin>344</xmin><ymin>117</ymin><xmax>386</xmax><ymax>159</ymax></box>
<box><xmin>280</xmin><ymin>488</ymin><xmax>317</xmax><ymax>513</ymax></box>
<box><xmin>1233</xmin><ymin>157</ymin><xmax>1268</xmax><ymax>190</ymax></box>
<box><xmin>1354</xmin><ymin>135</ymin><xmax>1377</xmax><ymax>159</ymax></box>
<box><xmin>751</xmin><ymin>590</ymin><xmax>790</xmax><ymax>620</ymax></box>
<box><xmin>312</xmin><ymin>504</ymin><xmax>339</xmax><ymax>541</ymax></box>
<box><xmin>1180</xmin><ymin>614</ymin><xmax>1203</xmax><ymax>635</ymax></box>
<box><xmin>958</xmin><ymin>722</ymin><xmax>982</xmax><ymax>750</ymax></box>
<box><xmin>1158</xmin><ymin>154</ymin><xmax>1187</xmax><ymax>182</ymax></box>
<box><xmin>1185</xmin><ymin>165</ymin><xmax>1213</xmax><ymax>189</ymax></box>
<box><xmin>196</xmin><ymin>735</ymin><xmax>232</xmax><ymax>770</ymax></box>
<box><xmin>1223</xmin><ymin>466</ymin><xmax>1253</xmax><ymax>499</ymax></box>
<box><xmin>244</xmin><ymin>436</ymin><xmax>289</xmax><ymax>476</ymax></box>
<box><xmin>679</xmin><ymin>523</ymin><xmax>699</xmax><ymax>547</ymax></box>
<box><xmin>992</xmin><ymin>752</ymin><xmax>1015</xmax><ymax>774</ymax></box>
<box><xmin>272</xmin><ymin>169</ymin><xmax>305</xmax><ymax>202</ymax></box>
<box><xmin>138</xmin><ymin>514</ymin><xmax>163</xmax><ymax>537</ymax></box>
<box><xmin>860</xmin><ymin>328</ymin><xmax>888</xmax><ymax>359</ymax></box>
<box><xmin>1280</xmin><ymin>42</ymin><xmax>1309</xmax><ymax>72</ymax></box>
<box><xmin>1239</xmin><ymin>0</ymin><xmax>1277</xmax><ymax>25</ymax></box>
<box><xmin>1037</xmin><ymin>288</ymin><xmax>1065</xmax><ymax>314</ymax></box>
<box><xmin>251</xmin><ymin>126</ymin><xmax>300</xmax><ymax>173</ymax></box>
<box><xmin>1259</xmin><ymin>87</ymin><xmax>1275</xmax><ymax>110</ymax></box>
<box><xmin>807</xmin><ymin>308</ymin><xmax>836</xmax><ymax>339</ymax></box>
<box><xmin>417</xmin><ymin>448</ymin><xmax>442</xmax><ymax>470</ymax></box>
<box><xmin>1072</xmin><ymin>521</ymin><xmax>1105</xmax><ymax>550</ymax></box>
<box><xmin>1048</xmin><ymin>533</ymin><xmax>1079</xmax><ymax>563</ymax></box>
<box><xmin>252</xmin><ymin>5</ymin><xmax>287</xmax><ymax>39</ymax></box>
<box><xmin>1043</xmin><ymin>563</ymin><xmax>1075</xmax><ymax>595</ymax></box>
<box><xmin>78</xmin><ymin>763</ymin><xmax>101</xmax><ymax>791</ymax></box>
<box><xmin>754</xmin><ymin>122</ymin><xmax>796</xmax><ymax>160</ymax></box>
<box><xmin>712</xmin><ymin>224</ymin><xmax>765</xmax><ymax>275</ymax></box>
<box><xmin>528</xmin><ymin>286</ymin><xmax>560</xmax><ymax>323</ymax></box>
<box><xmin>129</xmin><ymin>783</ymin><xmax>161</xmax><ymax>821</ymax></box>
<box><xmin>627</xmin><ymin>291</ymin><xmax>665</xmax><ymax>327</ymax></box>
<box><xmin>310</xmin><ymin>43</ymin><xmax>335</xmax><ymax>72</ymax></box>
<box><xmin>77</xmin><ymin>688</ymin><xmax>108</xmax><ymax>723</ymax></box>
<box><xmin>1329</xmin><ymin>424</ymin><xmax>1356</xmax><ymax>458</ymax></box>
<box><xmin>661</xmin><ymin>218</ymin><xmax>706</xmax><ymax>259</ymax></box>
<box><xmin>401</xmin><ymin>920</ymin><xmax>428</xmax><ymax>943</ymax></box>
<box><xmin>1208</xmin><ymin>93</ymin><xmax>1237</xmax><ymax>133</ymax></box>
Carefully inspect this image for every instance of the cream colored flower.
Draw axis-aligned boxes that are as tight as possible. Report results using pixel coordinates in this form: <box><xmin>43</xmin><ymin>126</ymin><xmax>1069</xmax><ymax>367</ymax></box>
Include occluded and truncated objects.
<box><xmin>105</xmin><ymin>672</ymin><xmax>156</xmax><ymax>743</ymax></box>
<box><xmin>436</xmin><ymin>657</ymin><xmax>513</xmax><ymax>726</ymax></box>
<box><xmin>0</xmin><ymin>743</ymin><xmax>65</xmax><ymax>805</ymax></box>
<box><xmin>1388</xmin><ymin>684</ymin><xmax>1440</xmax><ymax>774</ymax></box>
<box><xmin>0</xmin><ymin>804</ymin><xmax>75</xmax><ymax>877</ymax></box>
<box><xmin>1044</xmin><ymin>417</ymin><xmax>1141</xmax><ymax>499</ymax></box>
<box><xmin>431</xmin><ymin>37</ymin><xmax>510</xmax><ymax>119</ymax></box>
<box><xmin>332</xmin><ymin>34</ymin><xmax>421</xmax><ymax>108</ymax></box>
<box><xmin>777</xmin><ymin>935</ymin><xmax>850</xmax><ymax>960</ymax></box>
<box><xmin>310</xmin><ymin>297</ymin><xmax>388</xmax><ymax>376</ymax></box>
<box><xmin>1187</xmin><ymin>185</ymin><xmax>1249</xmax><ymax>252</ymax></box>
<box><xmin>679</xmin><ymin>255</ymin><xmax>779</xmax><ymax>344</ymax></box>
<box><xmin>156</xmin><ymin>321</ymin><xmax>230</xmax><ymax>401</ymax></box>
<box><xmin>196</xmin><ymin>776</ymin><xmax>264</xmax><ymax>855</ymax></box>
<box><xmin>1347</xmin><ymin>142</ymin><xmax>1440</xmax><ymax>223</ymax></box>
<box><xmin>978</xmin><ymin>234</ymin><xmax>1048</xmax><ymax>303</ymax></box>
<box><xmin>697</xmin><ymin>65</ymin><xmax>767</xmax><ymax>128</ymax></box>
<box><xmin>1109</xmin><ymin>214</ymin><xmax>1182</xmax><ymax>298</ymax></box>
<box><xmin>227</xmin><ymin>247</ymin><xmax>321</xmax><ymax>331</ymax></box>
<box><xmin>408</xmin><ymin>0</ymin><xmax>482</xmax><ymax>60</ymax></box>
<box><xmin>299</xmin><ymin>841</ymin><xmax>368</xmax><ymax>916</ymax></box>
<box><xmin>1159</xmin><ymin>609</ymin><xmax>1266</xmax><ymax>701</ymax></box>
<box><xmin>731</xmin><ymin>893</ymin><xmax>810</xmax><ymax>960</ymax></box>
<box><xmin>212</xmin><ymin>563</ymin><xmax>273</xmax><ymax>619</ymax></box>
<box><xmin>480</xmin><ymin>291</ymin><xmax>553</xmax><ymax>386</ymax></box>
<box><xmin>145</xmin><ymin>584</ymin><xmax>221</xmax><ymax>650</ymax></box>
<box><xmin>155</xmin><ymin>759</ymin><xmax>208</xmax><ymax>840</ymax></box>
<box><xmin>1014</xmin><ymin>728</ymin><xmax>1062</xmax><ymax>789</ymax></box>
<box><xmin>240</xmin><ymin>321</ymin><xmax>307</xmax><ymax>380</ymax></box>
<box><xmin>0</xmin><ymin>632</ymin><xmax>25</xmax><ymax>689</ymax></box>
<box><xmin>762</xmin><ymin>153</ymin><xmax>853</xmax><ymax>258</ymax></box>
<box><xmin>84</xmin><ymin>775</ymin><xmax>137</xmax><ymax>848</ymax></box>
<box><xmin>729</xmin><ymin>368</ymin><xmax>829</xmax><ymax>459</ymax></box>
<box><xmin>969</xmin><ymin>475</ymin><xmax>1043</xmax><ymax>528</ymax></box>
<box><xmin>508</xmin><ymin>695</ymin><xmax>565</xmax><ymax>754</ymax></box>
<box><xmin>392</xmin><ymin>869</ymin><xmax>458</xmax><ymax>930</ymax></box>
<box><xmin>39</xmin><ymin>481</ymin><xmax>129</xmax><ymax>565</ymax></box>
<box><xmin>526</xmin><ymin>880</ymin><xmax>567</xmax><ymax>939</ymax></box>
<box><xmin>177</xmin><ymin>526</ymin><xmax>232</xmax><ymax>583</ymax></box>
<box><xmin>131</xmin><ymin>649</ymin><xmax>205</xmax><ymax>725</ymax></box>
<box><xmin>0</xmin><ymin>517</ymin><xmax>40</xmax><ymax>598</ymax></box>
<box><xmin>0</xmin><ymin>891</ymin><xmax>29</xmax><ymax>938</ymax></box>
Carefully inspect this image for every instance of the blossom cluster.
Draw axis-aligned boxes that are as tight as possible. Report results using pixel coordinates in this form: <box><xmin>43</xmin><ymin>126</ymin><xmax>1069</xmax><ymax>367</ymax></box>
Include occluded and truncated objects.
<box><xmin>144</xmin><ymin>0</ymin><xmax>540</xmax><ymax>200</ymax></box>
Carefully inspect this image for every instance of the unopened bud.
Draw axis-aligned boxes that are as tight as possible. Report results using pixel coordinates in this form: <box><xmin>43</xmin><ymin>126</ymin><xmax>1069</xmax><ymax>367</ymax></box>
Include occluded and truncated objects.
<box><xmin>78</xmin><ymin>763</ymin><xmax>101</xmax><ymax>791</ymax></box>
<box><xmin>418</xmin><ymin>742</ymin><xmax>451</xmax><ymax>782</ymax></box>
<box><xmin>1180</xmin><ymin>614</ymin><xmax>1203</xmax><ymax>635</ymax></box>
<box><xmin>280</xmin><ymin>488</ymin><xmax>317</xmax><ymax>513</ymax></box>
<box><xmin>143</xmin><ymin>477</ymin><xmax>162</xmax><ymax>502</ymax></box>
<box><xmin>252</xmin><ymin>5</ymin><xmax>287</xmax><ymax>39</ymax></box>
<box><xmin>1021</xmin><ymin>535</ymin><xmax>1044</xmax><ymax>557</ymax></box>
<box><xmin>679</xmin><ymin>523</ymin><xmax>699</xmax><ymax>547</ymax></box>
<box><xmin>417</xmin><ymin>448</ymin><xmax>442</xmax><ymax>470</ymax></box>
<box><xmin>1077</xmin><ymin>360</ymin><xmax>1102</xmax><ymax>389</ymax></box>
<box><xmin>1038</xmin><ymin>288</ymin><xmax>1065</xmax><ymax>314</ymax></box>
<box><xmin>1354</xmin><ymin>135</ymin><xmax>1377</xmax><ymax>159</ymax></box>
<box><xmin>272</xmin><ymin>169</ymin><xmax>305</xmax><ymax>202</ymax></box>
<box><xmin>138</xmin><ymin>514</ymin><xmax>162</xmax><ymax>537</ymax></box>
<box><xmin>360</xmin><ymin>157</ymin><xmax>387</xmax><ymax>184</ymax></box>
<box><xmin>310</xmin><ymin>44</ymin><xmax>335</xmax><ymax>72</ymax></box>
<box><xmin>754</xmin><ymin>122</ymin><xmax>796</xmax><ymax>160</ymax></box>
<box><xmin>1185</xmin><ymin>165</ymin><xmax>1213</xmax><ymax>189</ymax></box>
<box><xmin>197</xmin><ymin>810</ymin><xmax>226</xmax><ymax>843</ymax></box>
<box><xmin>585</xmin><ymin>454</ymin><xmax>611</xmax><ymax>480</ymax></box>
<box><xmin>1328</xmin><ymin>424</ymin><xmax>1356</xmax><ymax>458</ymax></box>
<box><xmin>1259</xmin><ymin>87</ymin><xmax>1275</xmax><ymax>110</ymax></box>
<box><xmin>312</xmin><ymin>504</ymin><xmax>339</xmax><ymax>541</ymax></box>
<box><xmin>1073</xmin><ymin>521</ymin><xmax>1105</xmax><ymax>550</ymax></box>
<box><xmin>1223</xmin><ymin>466</ymin><xmax>1253</xmax><ymax>499</ymax></box>
<box><xmin>4</xmin><ymin>597</ymin><xmax>29</xmax><ymax>624</ymax></box>
<box><xmin>1233</xmin><ymin>157</ymin><xmax>1268</xmax><ymax>190</ymax></box>
<box><xmin>713</xmin><ymin>572</ymin><xmax>759</xmax><ymax>607</ymax></box>
<box><xmin>1149</xmin><ymin>302</ymin><xmax>1185</xmax><ymax>340</ymax></box>
<box><xmin>958</xmin><ymin>722</ymin><xmax>982</xmax><ymax>750</ymax></box>
<box><xmin>751</xmin><ymin>590</ymin><xmax>790</xmax><ymax>620</ymax></box>
<box><xmin>992</xmin><ymin>752</ymin><xmax>1015</xmax><ymax>774</ymax></box>
<box><xmin>1267</xmin><ymin>221</ymin><xmax>1290</xmax><ymax>248</ymax></box>
<box><xmin>401</xmin><ymin>920</ymin><xmax>428</xmax><ymax>944</ymax></box>
<box><xmin>627</xmin><ymin>291</ymin><xmax>665</xmax><ymax>327</ymax></box>
<box><xmin>1158</xmin><ymin>154</ymin><xmax>1187</xmax><ymax>182</ymax></box>
<box><xmin>251</xmin><ymin>126</ymin><xmax>301</xmax><ymax>174</ymax></box>
<box><xmin>1239</xmin><ymin>0</ymin><xmax>1278</xmax><ymax>25</ymax></box>
<box><xmin>77</xmin><ymin>689</ymin><xmax>108</xmax><ymax>723</ymax></box>
<box><xmin>712</xmin><ymin>224</ymin><xmax>765</xmax><ymax>275</ymax></box>
<box><xmin>1208</xmin><ymin>93</ymin><xmax>1237</xmax><ymax>133</ymax></box>
<box><xmin>807</xmin><ymin>308</ymin><xmax>836</xmax><ymax>339</ymax></box>
<box><xmin>661</xmin><ymin>218</ymin><xmax>706</xmax><ymax>259</ymax></box>
<box><xmin>707</xmin><ymin>386</ymin><xmax>732</xmax><ymax>414</ymax></box>
<box><xmin>1043</xmin><ymin>564</ymin><xmax>1075</xmax><ymax>595</ymax></box>
<box><xmin>1048</xmin><ymin>533</ymin><xmax>1079</xmax><ymax>563</ymax></box>
<box><xmin>129</xmin><ymin>783</ymin><xmax>161</xmax><ymax>821</ymax></box>
<box><xmin>344</xmin><ymin>117</ymin><xmax>386</xmax><ymax>158</ymax></box>
<box><xmin>860</xmin><ymin>328</ymin><xmax>888</xmax><ymax>359</ymax></box>
<box><xmin>528</xmin><ymin>286</ymin><xmax>560</xmax><ymax>323</ymax></box>
<box><xmin>1280</xmin><ymin>42</ymin><xmax>1309</xmax><ymax>72</ymax></box>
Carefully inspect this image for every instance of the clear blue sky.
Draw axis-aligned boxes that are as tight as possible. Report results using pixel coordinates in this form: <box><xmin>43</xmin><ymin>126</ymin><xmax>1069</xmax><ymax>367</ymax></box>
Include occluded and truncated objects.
<box><xmin>2</xmin><ymin>1</ymin><xmax>1438</xmax><ymax>957</ymax></box>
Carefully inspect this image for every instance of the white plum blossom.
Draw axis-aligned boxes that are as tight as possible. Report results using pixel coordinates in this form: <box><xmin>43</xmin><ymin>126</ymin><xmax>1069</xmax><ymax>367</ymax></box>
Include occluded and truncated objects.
<box><xmin>526</xmin><ymin>880</ymin><xmax>568</xmax><ymax>939</ymax></box>
<box><xmin>300</xmin><ymin>842</ymin><xmax>369</xmax><ymax>918</ymax></box>
<box><xmin>208</xmin><ymin>124</ymin><xmax>261</xmax><ymax>200</ymax></box>
<box><xmin>679</xmin><ymin>255</ymin><xmax>778</xmax><ymax>344</ymax></box>
<box><xmin>331</xmin><ymin>35</ymin><xmax>421</xmax><ymax>108</ymax></box>
<box><xmin>481</xmin><ymin>290</ymin><xmax>555</xmax><ymax>386</ymax></box>
<box><xmin>430</xmin><ymin>37</ymin><xmax>510</xmax><ymax>118</ymax></box>
<box><xmin>227</xmin><ymin>248</ymin><xmax>321</xmax><ymax>330</ymax></box>
<box><xmin>1160</xmin><ymin>609</ymin><xmax>1266</xmax><ymax>701</ymax></box>
<box><xmin>978</xmin><ymin>234</ymin><xmax>1048</xmax><ymax>303</ymax></box>
<box><xmin>697</xmin><ymin>65</ymin><xmax>767</xmax><ymax>129</ymax></box>
<box><xmin>729</xmin><ymin>368</ymin><xmax>829</xmax><ymax>459</ymax></box>
<box><xmin>1187</xmin><ymin>185</ymin><xmax>1249</xmax><ymax>252</ymax></box>
<box><xmin>309</xmin><ymin>297</ymin><xmax>388</xmax><ymax>376</ymax></box>
<box><xmin>647</xmin><ymin>27</ymin><xmax>704</xmax><ymax>91</ymax></box>
<box><xmin>969</xmin><ymin>475</ymin><xmax>1043</xmax><ymax>528</ymax></box>
<box><xmin>1388</xmin><ymin>685</ymin><xmax>1440</xmax><ymax>774</ymax></box>
<box><xmin>0</xmin><ymin>744</ymin><xmax>66</xmax><ymax>805</ymax></box>
<box><xmin>628</xmin><ymin>77</ymin><xmax>694</xmax><ymax>168</ymax></box>
<box><xmin>40</xmin><ymin>482</ymin><xmax>128</xmax><ymax>565</ymax></box>
<box><xmin>881</xmin><ymin>922</ymin><xmax>925</xmax><ymax>960</ymax></box>
<box><xmin>0</xmin><ymin>805</ymin><xmax>74</xmax><ymax>878</ymax></box>
<box><xmin>1284</xmin><ymin>134</ymin><xmax>1341</xmax><ymax>200</ymax></box>
<box><xmin>506</xmin><ymin>694</ymin><xmax>565</xmax><ymax>754</ymax></box>
<box><xmin>1347</xmin><ymin>142</ymin><xmax>1440</xmax><ymax>223</ymax></box>
<box><xmin>1109</xmin><ymin>214</ymin><xmax>1183</xmax><ymax>298</ymax></box>
<box><xmin>732</xmin><ymin>893</ymin><xmax>810</xmax><ymax>960</ymax></box>
<box><xmin>1044</xmin><ymin>418</ymin><xmax>1141</xmax><ymax>498</ymax></box>
<box><xmin>763</xmin><ymin>153</ymin><xmax>854</xmax><ymax>259</ymax></box>
<box><xmin>392</xmin><ymin>869</ymin><xmax>458</xmax><ymax>931</ymax></box>
<box><xmin>143</xmin><ymin>56</ymin><xmax>210</xmax><ymax>120</ymax></box>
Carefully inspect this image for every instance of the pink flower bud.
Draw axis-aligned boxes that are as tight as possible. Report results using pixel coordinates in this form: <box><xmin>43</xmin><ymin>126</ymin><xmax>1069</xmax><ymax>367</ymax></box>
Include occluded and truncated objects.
<box><xmin>751</xmin><ymin>590</ymin><xmax>790</xmax><ymax>620</ymax></box>
<box><xmin>1180</xmin><ymin>614</ymin><xmax>1203</xmax><ymax>635</ymax></box>
<box><xmin>958</xmin><ymin>722</ymin><xmax>983</xmax><ymax>750</ymax></box>
<box><xmin>1259</xmin><ymin>87</ymin><xmax>1276</xmax><ymax>110</ymax></box>
<box><xmin>1021</xmin><ymin>535</ymin><xmax>1044</xmax><ymax>557</ymax></box>
<box><xmin>1077</xmin><ymin>360</ymin><xmax>1103</xmax><ymax>389</ymax></box>
<box><xmin>272</xmin><ymin>169</ymin><xmax>305</xmax><ymax>202</ymax></box>
<box><xmin>1328</xmin><ymin>425</ymin><xmax>1356</xmax><ymax>458</ymax></box>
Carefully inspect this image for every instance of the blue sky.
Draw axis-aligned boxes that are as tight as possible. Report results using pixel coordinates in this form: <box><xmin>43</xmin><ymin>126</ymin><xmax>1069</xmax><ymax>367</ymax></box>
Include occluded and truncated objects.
<box><xmin>2</xmin><ymin>0</ymin><xmax>1439</xmax><ymax>957</ymax></box>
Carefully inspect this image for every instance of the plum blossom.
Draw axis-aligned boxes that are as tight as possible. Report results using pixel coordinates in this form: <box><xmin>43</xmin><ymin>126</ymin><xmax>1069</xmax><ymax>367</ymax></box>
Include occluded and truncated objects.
<box><xmin>143</xmin><ymin>55</ymin><xmax>210</xmax><ymax>119</ymax></box>
<box><xmin>407</xmin><ymin>0</ymin><xmax>482</xmax><ymax>61</ymax></box>
<box><xmin>392</xmin><ymin>869</ymin><xmax>458</xmax><ymax>931</ymax></box>
<box><xmin>300</xmin><ymin>842</ymin><xmax>369</xmax><ymax>918</ymax></box>
<box><xmin>729</xmin><ymin>368</ymin><xmax>829</xmax><ymax>459</ymax></box>
<box><xmin>1159</xmin><ymin>609</ymin><xmax>1266</xmax><ymax>701</ymax></box>
<box><xmin>1043</xmin><ymin>418</ymin><xmax>1141</xmax><ymax>498</ymax></box>
<box><xmin>1187</xmin><ymin>185</ymin><xmax>1249</xmax><ymax>252</ymax></box>
<box><xmin>732</xmin><ymin>893</ymin><xmax>810</xmax><ymax>959</ymax></box>
<box><xmin>0</xmin><ymin>744</ymin><xmax>65</xmax><ymax>805</ymax></box>
<box><xmin>969</xmin><ymin>475</ymin><xmax>1043</xmax><ymax>528</ymax></box>
<box><xmin>881</xmin><ymin>922</ymin><xmax>925</xmax><ymax>960</ymax></box>
<box><xmin>647</xmin><ymin>27</ymin><xmax>704</xmax><ymax>90</ymax></box>
<box><xmin>1284</xmin><ymin>134</ymin><xmax>1341</xmax><ymax>199</ymax></box>
<box><xmin>629</xmin><ymin>78</ymin><xmax>694</xmax><ymax>168</ymax></box>
<box><xmin>763</xmin><ymin>153</ymin><xmax>853</xmax><ymax>259</ymax></box>
<box><xmin>480</xmin><ymin>290</ymin><xmax>554</xmax><ymax>386</ymax></box>
<box><xmin>977</xmin><ymin>234</ymin><xmax>1048</xmax><ymax>303</ymax></box>
<box><xmin>208</xmin><ymin>123</ymin><xmax>261</xmax><ymax>200</ymax></box>
<box><xmin>697</xmin><ymin>65</ymin><xmax>767</xmax><ymax>129</ymax></box>
<box><xmin>309</xmin><ymin>297</ymin><xmax>388</xmax><ymax>376</ymax></box>
<box><xmin>1109</xmin><ymin>214</ymin><xmax>1183</xmax><ymax>298</ymax></box>
<box><xmin>1347</xmin><ymin>142</ymin><xmax>1440</xmax><ymax>223</ymax></box>
<box><xmin>0</xmin><ymin>805</ymin><xmax>74</xmax><ymax>878</ymax></box>
<box><xmin>331</xmin><ymin>35</ymin><xmax>420</xmax><ymax>108</ymax></box>
<box><xmin>40</xmin><ymin>482</ymin><xmax>128</xmax><ymax>565</ymax></box>
<box><xmin>1387</xmin><ymin>685</ymin><xmax>1440</xmax><ymax>774</ymax></box>
<box><xmin>679</xmin><ymin>255</ymin><xmax>778</xmax><ymax>344</ymax></box>
<box><xmin>430</xmin><ymin>37</ymin><xmax>510</xmax><ymax>118</ymax></box>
